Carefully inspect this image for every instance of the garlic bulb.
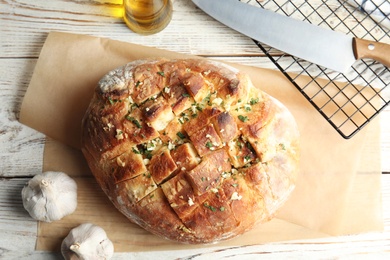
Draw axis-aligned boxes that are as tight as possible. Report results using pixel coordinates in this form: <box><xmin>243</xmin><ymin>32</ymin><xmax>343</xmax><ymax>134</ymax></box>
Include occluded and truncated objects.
<box><xmin>21</xmin><ymin>171</ymin><xmax>77</xmax><ymax>222</ymax></box>
<box><xmin>61</xmin><ymin>223</ymin><xmax>114</xmax><ymax>260</ymax></box>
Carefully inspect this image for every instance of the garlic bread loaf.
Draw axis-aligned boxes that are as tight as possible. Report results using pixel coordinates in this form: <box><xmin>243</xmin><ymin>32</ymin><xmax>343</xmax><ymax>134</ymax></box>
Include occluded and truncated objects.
<box><xmin>81</xmin><ymin>58</ymin><xmax>300</xmax><ymax>244</ymax></box>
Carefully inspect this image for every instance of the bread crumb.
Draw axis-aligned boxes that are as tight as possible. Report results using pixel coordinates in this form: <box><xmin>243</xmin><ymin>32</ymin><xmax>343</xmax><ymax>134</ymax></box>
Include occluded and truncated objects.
<box><xmin>188</xmin><ymin>197</ymin><xmax>194</xmax><ymax>206</ymax></box>
<box><xmin>116</xmin><ymin>157</ymin><xmax>125</xmax><ymax>167</ymax></box>
<box><xmin>231</xmin><ymin>192</ymin><xmax>242</xmax><ymax>201</ymax></box>
<box><xmin>115</xmin><ymin>129</ymin><xmax>124</xmax><ymax>140</ymax></box>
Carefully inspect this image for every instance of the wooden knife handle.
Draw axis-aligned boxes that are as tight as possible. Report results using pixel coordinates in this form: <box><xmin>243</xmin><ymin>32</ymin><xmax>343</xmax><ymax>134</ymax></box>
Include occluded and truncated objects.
<box><xmin>353</xmin><ymin>38</ymin><xmax>390</xmax><ymax>68</ymax></box>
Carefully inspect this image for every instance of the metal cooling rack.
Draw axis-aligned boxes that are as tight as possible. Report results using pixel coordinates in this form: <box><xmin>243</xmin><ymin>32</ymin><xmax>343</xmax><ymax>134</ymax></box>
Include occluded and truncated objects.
<box><xmin>245</xmin><ymin>0</ymin><xmax>390</xmax><ymax>139</ymax></box>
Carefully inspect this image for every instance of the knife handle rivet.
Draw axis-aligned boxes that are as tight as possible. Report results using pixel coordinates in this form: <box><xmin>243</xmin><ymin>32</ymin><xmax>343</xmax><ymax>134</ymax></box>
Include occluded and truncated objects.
<box><xmin>368</xmin><ymin>44</ymin><xmax>375</xmax><ymax>51</ymax></box>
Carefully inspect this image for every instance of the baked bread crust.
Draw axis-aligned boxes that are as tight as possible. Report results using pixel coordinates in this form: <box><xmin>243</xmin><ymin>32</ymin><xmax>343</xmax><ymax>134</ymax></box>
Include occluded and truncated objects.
<box><xmin>81</xmin><ymin>58</ymin><xmax>300</xmax><ymax>244</ymax></box>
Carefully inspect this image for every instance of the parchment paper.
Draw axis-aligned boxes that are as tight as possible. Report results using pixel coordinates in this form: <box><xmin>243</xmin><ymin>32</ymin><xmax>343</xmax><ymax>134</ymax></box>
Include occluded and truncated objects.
<box><xmin>19</xmin><ymin>31</ymin><xmax>383</xmax><ymax>252</ymax></box>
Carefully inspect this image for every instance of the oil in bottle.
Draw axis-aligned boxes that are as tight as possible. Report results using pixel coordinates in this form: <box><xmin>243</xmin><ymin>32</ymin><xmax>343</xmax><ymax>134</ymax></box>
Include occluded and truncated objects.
<box><xmin>123</xmin><ymin>0</ymin><xmax>173</xmax><ymax>35</ymax></box>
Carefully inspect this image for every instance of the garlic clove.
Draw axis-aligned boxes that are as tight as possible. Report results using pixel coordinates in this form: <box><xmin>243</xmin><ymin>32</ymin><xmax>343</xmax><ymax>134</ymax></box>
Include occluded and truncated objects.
<box><xmin>21</xmin><ymin>171</ymin><xmax>77</xmax><ymax>222</ymax></box>
<box><xmin>61</xmin><ymin>223</ymin><xmax>114</xmax><ymax>260</ymax></box>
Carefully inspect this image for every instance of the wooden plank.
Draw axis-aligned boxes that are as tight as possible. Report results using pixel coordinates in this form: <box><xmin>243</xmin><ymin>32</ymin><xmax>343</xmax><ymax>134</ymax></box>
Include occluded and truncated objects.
<box><xmin>0</xmin><ymin>0</ymin><xmax>263</xmax><ymax>58</ymax></box>
<box><xmin>0</xmin><ymin>59</ymin><xmax>44</xmax><ymax>177</ymax></box>
<box><xmin>381</xmin><ymin>109</ymin><xmax>390</xmax><ymax>173</ymax></box>
<box><xmin>0</xmin><ymin>0</ymin><xmax>389</xmax><ymax>258</ymax></box>
<box><xmin>0</xmin><ymin>178</ymin><xmax>38</xmax><ymax>256</ymax></box>
<box><xmin>0</xmin><ymin>176</ymin><xmax>389</xmax><ymax>259</ymax></box>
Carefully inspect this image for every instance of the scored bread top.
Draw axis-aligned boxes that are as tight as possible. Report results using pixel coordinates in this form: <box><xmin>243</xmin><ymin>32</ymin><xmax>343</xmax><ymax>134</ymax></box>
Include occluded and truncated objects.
<box><xmin>81</xmin><ymin>58</ymin><xmax>300</xmax><ymax>244</ymax></box>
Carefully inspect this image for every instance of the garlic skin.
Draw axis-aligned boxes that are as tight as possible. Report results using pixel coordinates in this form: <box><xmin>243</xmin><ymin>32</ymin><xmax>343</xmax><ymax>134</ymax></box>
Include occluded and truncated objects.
<box><xmin>61</xmin><ymin>223</ymin><xmax>114</xmax><ymax>260</ymax></box>
<box><xmin>21</xmin><ymin>171</ymin><xmax>77</xmax><ymax>222</ymax></box>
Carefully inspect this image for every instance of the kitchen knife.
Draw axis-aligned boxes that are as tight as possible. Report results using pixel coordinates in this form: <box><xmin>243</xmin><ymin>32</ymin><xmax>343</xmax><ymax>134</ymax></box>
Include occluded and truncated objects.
<box><xmin>192</xmin><ymin>0</ymin><xmax>390</xmax><ymax>73</ymax></box>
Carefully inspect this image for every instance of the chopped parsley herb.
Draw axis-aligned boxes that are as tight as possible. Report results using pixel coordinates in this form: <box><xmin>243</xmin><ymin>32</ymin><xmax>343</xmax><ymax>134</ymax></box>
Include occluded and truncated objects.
<box><xmin>246</xmin><ymin>142</ymin><xmax>255</xmax><ymax>153</ymax></box>
<box><xmin>126</xmin><ymin>116</ymin><xmax>142</xmax><ymax>128</ymax></box>
<box><xmin>205</xmin><ymin>141</ymin><xmax>213</xmax><ymax>148</ymax></box>
<box><xmin>203</xmin><ymin>93</ymin><xmax>211</xmax><ymax>104</ymax></box>
<box><xmin>238</xmin><ymin>115</ymin><xmax>248</xmax><ymax>122</ymax></box>
<box><xmin>244</xmin><ymin>105</ymin><xmax>252</xmax><ymax>112</ymax></box>
<box><xmin>140</xmin><ymin>147</ymin><xmax>152</xmax><ymax>159</ymax></box>
<box><xmin>135</xmin><ymin>81</ymin><xmax>141</xmax><ymax>87</ymax></box>
<box><xmin>178</xmin><ymin>113</ymin><xmax>190</xmax><ymax>124</ymax></box>
<box><xmin>203</xmin><ymin>203</ymin><xmax>217</xmax><ymax>212</ymax></box>
<box><xmin>219</xmin><ymin>207</ymin><xmax>225</xmax><ymax>212</ymax></box>
<box><xmin>132</xmin><ymin>147</ymin><xmax>140</xmax><ymax>154</ymax></box>
<box><xmin>196</xmin><ymin>105</ymin><xmax>203</xmax><ymax>112</ymax></box>
<box><xmin>250</xmin><ymin>98</ymin><xmax>259</xmax><ymax>105</ymax></box>
<box><xmin>279</xmin><ymin>143</ymin><xmax>286</xmax><ymax>150</ymax></box>
<box><xmin>129</xmin><ymin>103</ymin><xmax>139</xmax><ymax>113</ymax></box>
<box><xmin>244</xmin><ymin>155</ymin><xmax>252</xmax><ymax>161</ymax></box>
<box><xmin>157</xmin><ymin>71</ymin><xmax>165</xmax><ymax>77</ymax></box>
<box><xmin>108</xmin><ymin>97</ymin><xmax>119</xmax><ymax>105</ymax></box>
<box><xmin>182</xmin><ymin>93</ymin><xmax>190</xmax><ymax>98</ymax></box>
<box><xmin>145</xmin><ymin>151</ymin><xmax>152</xmax><ymax>159</ymax></box>
<box><xmin>231</xmin><ymin>183</ymin><xmax>239</xmax><ymax>187</ymax></box>
<box><xmin>201</xmin><ymin>177</ymin><xmax>206</xmax><ymax>181</ymax></box>
<box><xmin>134</xmin><ymin>144</ymin><xmax>154</xmax><ymax>159</ymax></box>
<box><xmin>177</xmin><ymin>132</ymin><xmax>186</xmax><ymax>139</ymax></box>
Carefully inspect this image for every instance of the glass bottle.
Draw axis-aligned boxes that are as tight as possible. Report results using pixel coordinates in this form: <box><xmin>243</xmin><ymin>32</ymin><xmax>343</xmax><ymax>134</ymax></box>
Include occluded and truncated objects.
<box><xmin>123</xmin><ymin>0</ymin><xmax>173</xmax><ymax>35</ymax></box>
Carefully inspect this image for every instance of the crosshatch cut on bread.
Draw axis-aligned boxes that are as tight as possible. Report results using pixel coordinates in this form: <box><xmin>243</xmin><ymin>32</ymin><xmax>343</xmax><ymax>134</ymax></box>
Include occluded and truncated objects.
<box><xmin>81</xmin><ymin>58</ymin><xmax>300</xmax><ymax>244</ymax></box>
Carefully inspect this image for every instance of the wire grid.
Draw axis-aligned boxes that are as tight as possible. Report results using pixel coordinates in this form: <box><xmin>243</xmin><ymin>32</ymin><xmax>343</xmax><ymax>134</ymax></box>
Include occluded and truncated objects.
<box><xmin>244</xmin><ymin>0</ymin><xmax>390</xmax><ymax>138</ymax></box>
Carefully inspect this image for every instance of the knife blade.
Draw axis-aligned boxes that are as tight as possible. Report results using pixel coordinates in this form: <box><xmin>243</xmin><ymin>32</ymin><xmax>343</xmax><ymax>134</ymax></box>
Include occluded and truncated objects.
<box><xmin>192</xmin><ymin>0</ymin><xmax>390</xmax><ymax>73</ymax></box>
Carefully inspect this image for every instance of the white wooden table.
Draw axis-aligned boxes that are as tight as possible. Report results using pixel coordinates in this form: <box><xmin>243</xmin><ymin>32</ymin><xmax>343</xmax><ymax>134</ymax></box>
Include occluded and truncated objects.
<box><xmin>1</xmin><ymin>0</ymin><xmax>390</xmax><ymax>258</ymax></box>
